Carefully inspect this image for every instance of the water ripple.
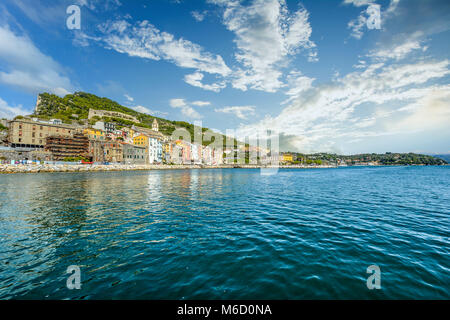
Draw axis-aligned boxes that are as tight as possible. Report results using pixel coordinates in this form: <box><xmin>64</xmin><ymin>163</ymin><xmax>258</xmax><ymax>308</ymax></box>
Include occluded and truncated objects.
<box><xmin>0</xmin><ymin>167</ymin><xmax>449</xmax><ymax>299</ymax></box>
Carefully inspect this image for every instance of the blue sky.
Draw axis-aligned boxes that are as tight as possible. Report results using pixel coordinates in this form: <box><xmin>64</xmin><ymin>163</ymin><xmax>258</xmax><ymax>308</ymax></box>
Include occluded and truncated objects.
<box><xmin>0</xmin><ymin>0</ymin><xmax>449</xmax><ymax>154</ymax></box>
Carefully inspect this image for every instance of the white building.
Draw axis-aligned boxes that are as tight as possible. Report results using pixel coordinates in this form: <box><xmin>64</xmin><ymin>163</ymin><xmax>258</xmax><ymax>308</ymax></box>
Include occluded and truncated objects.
<box><xmin>148</xmin><ymin>136</ymin><xmax>162</xmax><ymax>164</ymax></box>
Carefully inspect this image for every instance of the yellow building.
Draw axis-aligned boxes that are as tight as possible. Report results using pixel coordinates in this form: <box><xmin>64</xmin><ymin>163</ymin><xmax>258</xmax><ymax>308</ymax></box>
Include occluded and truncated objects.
<box><xmin>83</xmin><ymin>128</ymin><xmax>105</xmax><ymax>141</ymax></box>
<box><xmin>133</xmin><ymin>134</ymin><xmax>148</xmax><ymax>146</ymax></box>
<box><xmin>282</xmin><ymin>154</ymin><xmax>294</xmax><ymax>162</ymax></box>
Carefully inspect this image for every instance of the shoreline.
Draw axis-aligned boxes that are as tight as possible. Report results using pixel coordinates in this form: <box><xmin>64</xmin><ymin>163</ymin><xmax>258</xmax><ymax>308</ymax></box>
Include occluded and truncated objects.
<box><xmin>0</xmin><ymin>163</ymin><xmax>445</xmax><ymax>174</ymax></box>
<box><xmin>0</xmin><ymin>163</ymin><xmax>335</xmax><ymax>174</ymax></box>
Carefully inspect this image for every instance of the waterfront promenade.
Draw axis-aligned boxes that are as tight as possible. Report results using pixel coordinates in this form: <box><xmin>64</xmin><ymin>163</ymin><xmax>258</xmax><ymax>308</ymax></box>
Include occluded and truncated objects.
<box><xmin>0</xmin><ymin>163</ymin><xmax>337</xmax><ymax>174</ymax></box>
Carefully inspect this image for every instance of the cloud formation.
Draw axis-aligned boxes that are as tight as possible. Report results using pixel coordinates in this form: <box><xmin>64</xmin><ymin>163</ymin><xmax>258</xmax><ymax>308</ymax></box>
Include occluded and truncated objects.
<box><xmin>215</xmin><ymin>106</ymin><xmax>256</xmax><ymax>120</ymax></box>
<box><xmin>133</xmin><ymin>105</ymin><xmax>168</xmax><ymax>117</ymax></box>
<box><xmin>98</xmin><ymin>20</ymin><xmax>231</xmax><ymax>77</ymax></box>
<box><xmin>184</xmin><ymin>72</ymin><xmax>226</xmax><ymax>92</ymax></box>
<box><xmin>191</xmin><ymin>10</ymin><xmax>207</xmax><ymax>22</ymax></box>
<box><xmin>212</xmin><ymin>0</ymin><xmax>317</xmax><ymax>92</ymax></box>
<box><xmin>70</xmin><ymin>0</ymin><xmax>317</xmax><ymax>94</ymax></box>
<box><xmin>236</xmin><ymin>44</ymin><xmax>450</xmax><ymax>153</ymax></box>
<box><xmin>0</xmin><ymin>97</ymin><xmax>30</xmax><ymax>119</ymax></box>
<box><xmin>169</xmin><ymin>98</ymin><xmax>203</xmax><ymax>119</ymax></box>
<box><xmin>0</xmin><ymin>25</ymin><xmax>73</xmax><ymax>95</ymax></box>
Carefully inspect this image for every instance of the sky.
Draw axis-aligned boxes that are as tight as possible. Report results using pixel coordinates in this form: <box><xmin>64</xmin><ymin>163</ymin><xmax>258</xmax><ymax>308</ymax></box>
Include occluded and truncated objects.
<box><xmin>0</xmin><ymin>0</ymin><xmax>449</xmax><ymax>154</ymax></box>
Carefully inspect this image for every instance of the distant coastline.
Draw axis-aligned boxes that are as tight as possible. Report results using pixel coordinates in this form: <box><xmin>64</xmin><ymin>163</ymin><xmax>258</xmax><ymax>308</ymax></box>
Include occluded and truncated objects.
<box><xmin>0</xmin><ymin>163</ymin><xmax>447</xmax><ymax>174</ymax></box>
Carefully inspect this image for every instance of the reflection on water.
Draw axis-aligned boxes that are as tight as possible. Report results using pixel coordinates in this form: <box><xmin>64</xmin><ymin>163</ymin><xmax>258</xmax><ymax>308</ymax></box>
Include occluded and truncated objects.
<box><xmin>0</xmin><ymin>167</ymin><xmax>449</xmax><ymax>299</ymax></box>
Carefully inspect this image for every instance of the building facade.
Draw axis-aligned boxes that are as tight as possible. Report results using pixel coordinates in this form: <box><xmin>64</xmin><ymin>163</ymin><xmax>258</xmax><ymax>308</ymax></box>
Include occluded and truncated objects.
<box><xmin>133</xmin><ymin>133</ymin><xmax>162</xmax><ymax>164</ymax></box>
<box><xmin>45</xmin><ymin>133</ymin><xmax>89</xmax><ymax>161</ymax></box>
<box><xmin>83</xmin><ymin>128</ymin><xmax>105</xmax><ymax>141</ymax></box>
<box><xmin>8</xmin><ymin>118</ymin><xmax>78</xmax><ymax>149</ymax></box>
<box><xmin>89</xmin><ymin>141</ymin><xmax>123</xmax><ymax>163</ymax></box>
<box><xmin>122</xmin><ymin>143</ymin><xmax>148</xmax><ymax>165</ymax></box>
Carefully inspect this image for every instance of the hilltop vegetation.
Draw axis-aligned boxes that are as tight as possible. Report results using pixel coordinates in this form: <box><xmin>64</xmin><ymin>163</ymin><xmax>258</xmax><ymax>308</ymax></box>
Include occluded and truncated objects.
<box><xmin>34</xmin><ymin>92</ymin><xmax>238</xmax><ymax>146</ymax></box>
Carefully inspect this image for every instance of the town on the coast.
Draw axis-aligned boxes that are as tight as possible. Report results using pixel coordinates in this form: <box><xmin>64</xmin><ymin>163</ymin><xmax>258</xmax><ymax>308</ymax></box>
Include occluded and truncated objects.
<box><xmin>0</xmin><ymin>92</ymin><xmax>446</xmax><ymax>172</ymax></box>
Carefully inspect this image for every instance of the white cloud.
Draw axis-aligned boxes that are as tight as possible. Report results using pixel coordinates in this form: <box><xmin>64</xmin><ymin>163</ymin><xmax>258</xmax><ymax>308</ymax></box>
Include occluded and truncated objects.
<box><xmin>345</xmin><ymin>0</ymin><xmax>403</xmax><ymax>40</ymax></box>
<box><xmin>348</xmin><ymin>11</ymin><xmax>367</xmax><ymax>39</ymax></box>
<box><xmin>76</xmin><ymin>0</ymin><xmax>122</xmax><ymax>11</ymax></box>
<box><xmin>211</xmin><ymin>0</ymin><xmax>316</xmax><ymax>92</ymax></box>
<box><xmin>98</xmin><ymin>20</ymin><xmax>231</xmax><ymax>77</ymax></box>
<box><xmin>133</xmin><ymin>105</ymin><xmax>168</xmax><ymax>117</ymax></box>
<box><xmin>235</xmin><ymin>57</ymin><xmax>450</xmax><ymax>153</ymax></box>
<box><xmin>191</xmin><ymin>10</ymin><xmax>207</xmax><ymax>22</ymax></box>
<box><xmin>283</xmin><ymin>71</ymin><xmax>315</xmax><ymax>104</ymax></box>
<box><xmin>124</xmin><ymin>94</ymin><xmax>134</xmax><ymax>102</ymax></box>
<box><xmin>191</xmin><ymin>101</ymin><xmax>211</xmax><ymax>107</ymax></box>
<box><xmin>392</xmin><ymin>87</ymin><xmax>450</xmax><ymax>131</ymax></box>
<box><xmin>343</xmin><ymin>0</ymin><xmax>374</xmax><ymax>7</ymax></box>
<box><xmin>184</xmin><ymin>72</ymin><xmax>226</xmax><ymax>92</ymax></box>
<box><xmin>169</xmin><ymin>98</ymin><xmax>186</xmax><ymax>108</ymax></box>
<box><xmin>169</xmin><ymin>98</ymin><xmax>203</xmax><ymax>119</ymax></box>
<box><xmin>9</xmin><ymin>0</ymin><xmax>66</xmax><ymax>27</ymax></box>
<box><xmin>133</xmin><ymin>105</ymin><xmax>150</xmax><ymax>114</ymax></box>
<box><xmin>368</xmin><ymin>39</ymin><xmax>423</xmax><ymax>61</ymax></box>
<box><xmin>77</xmin><ymin>0</ymin><xmax>316</xmax><ymax>93</ymax></box>
<box><xmin>0</xmin><ymin>26</ymin><xmax>74</xmax><ymax>95</ymax></box>
<box><xmin>0</xmin><ymin>97</ymin><xmax>30</xmax><ymax>119</ymax></box>
<box><xmin>215</xmin><ymin>106</ymin><xmax>256</xmax><ymax>120</ymax></box>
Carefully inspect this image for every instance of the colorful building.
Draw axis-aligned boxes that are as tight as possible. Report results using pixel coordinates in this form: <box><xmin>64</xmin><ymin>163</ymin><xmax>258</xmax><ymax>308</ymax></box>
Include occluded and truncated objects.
<box><xmin>83</xmin><ymin>128</ymin><xmax>105</xmax><ymax>141</ymax></box>
<box><xmin>133</xmin><ymin>133</ymin><xmax>162</xmax><ymax>164</ymax></box>
<box><xmin>89</xmin><ymin>141</ymin><xmax>123</xmax><ymax>163</ymax></box>
<box><xmin>133</xmin><ymin>134</ymin><xmax>148</xmax><ymax>146</ymax></box>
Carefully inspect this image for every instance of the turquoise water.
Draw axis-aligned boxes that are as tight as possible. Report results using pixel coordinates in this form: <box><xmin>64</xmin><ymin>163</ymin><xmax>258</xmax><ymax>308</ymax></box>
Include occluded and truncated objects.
<box><xmin>0</xmin><ymin>166</ymin><xmax>448</xmax><ymax>299</ymax></box>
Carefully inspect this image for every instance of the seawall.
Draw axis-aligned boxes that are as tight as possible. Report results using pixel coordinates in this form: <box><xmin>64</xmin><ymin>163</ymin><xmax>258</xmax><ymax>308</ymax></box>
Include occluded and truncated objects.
<box><xmin>0</xmin><ymin>163</ymin><xmax>337</xmax><ymax>174</ymax></box>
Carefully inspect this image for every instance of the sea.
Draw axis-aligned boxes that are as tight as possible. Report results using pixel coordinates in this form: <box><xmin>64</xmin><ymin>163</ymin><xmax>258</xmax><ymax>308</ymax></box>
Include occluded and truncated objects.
<box><xmin>0</xmin><ymin>166</ymin><xmax>448</xmax><ymax>299</ymax></box>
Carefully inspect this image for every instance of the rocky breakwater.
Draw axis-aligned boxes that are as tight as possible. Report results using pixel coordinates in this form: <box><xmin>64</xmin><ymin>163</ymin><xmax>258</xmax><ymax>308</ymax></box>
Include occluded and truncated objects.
<box><xmin>0</xmin><ymin>163</ymin><xmax>339</xmax><ymax>174</ymax></box>
<box><xmin>0</xmin><ymin>164</ymin><xmax>205</xmax><ymax>174</ymax></box>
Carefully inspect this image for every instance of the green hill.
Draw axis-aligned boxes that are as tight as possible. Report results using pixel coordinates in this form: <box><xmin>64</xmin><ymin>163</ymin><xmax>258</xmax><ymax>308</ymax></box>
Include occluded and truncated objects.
<box><xmin>432</xmin><ymin>154</ymin><xmax>450</xmax><ymax>163</ymax></box>
<box><xmin>33</xmin><ymin>92</ymin><xmax>238</xmax><ymax>146</ymax></box>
